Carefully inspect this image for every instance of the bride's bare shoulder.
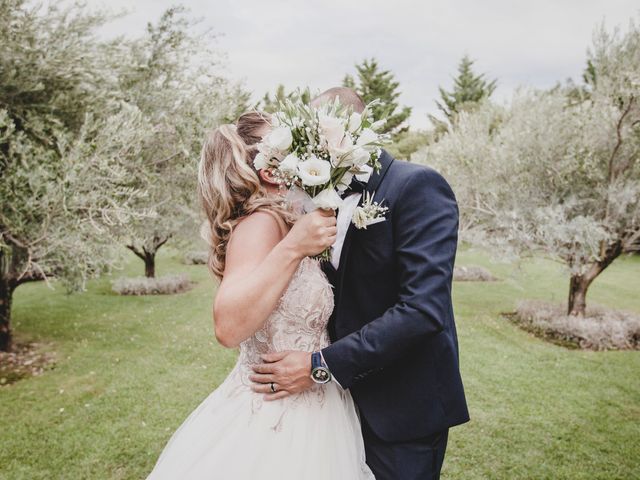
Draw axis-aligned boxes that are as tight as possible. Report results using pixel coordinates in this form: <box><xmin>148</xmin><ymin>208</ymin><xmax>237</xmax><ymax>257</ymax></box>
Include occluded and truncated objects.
<box><xmin>228</xmin><ymin>210</ymin><xmax>287</xmax><ymax>254</ymax></box>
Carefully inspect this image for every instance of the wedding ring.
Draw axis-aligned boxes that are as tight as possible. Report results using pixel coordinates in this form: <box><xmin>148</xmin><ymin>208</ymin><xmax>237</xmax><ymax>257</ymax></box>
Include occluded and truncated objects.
<box><xmin>270</xmin><ymin>382</ymin><xmax>277</xmax><ymax>393</ymax></box>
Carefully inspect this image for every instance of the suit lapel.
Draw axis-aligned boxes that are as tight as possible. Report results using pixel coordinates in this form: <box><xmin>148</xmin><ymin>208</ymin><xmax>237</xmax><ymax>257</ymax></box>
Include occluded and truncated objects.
<box><xmin>364</xmin><ymin>149</ymin><xmax>394</xmax><ymax>196</ymax></box>
<box><xmin>336</xmin><ymin>150</ymin><xmax>394</xmax><ymax>288</ymax></box>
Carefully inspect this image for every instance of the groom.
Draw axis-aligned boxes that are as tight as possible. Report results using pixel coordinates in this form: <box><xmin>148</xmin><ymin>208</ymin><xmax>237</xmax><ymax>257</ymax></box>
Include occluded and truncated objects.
<box><xmin>252</xmin><ymin>87</ymin><xmax>469</xmax><ymax>479</ymax></box>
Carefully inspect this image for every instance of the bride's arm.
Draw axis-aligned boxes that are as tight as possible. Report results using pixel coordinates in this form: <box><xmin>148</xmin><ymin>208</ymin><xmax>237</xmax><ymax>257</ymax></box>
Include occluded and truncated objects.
<box><xmin>213</xmin><ymin>209</ymin><xmax>336</xmax><ymax>348</ymax></box>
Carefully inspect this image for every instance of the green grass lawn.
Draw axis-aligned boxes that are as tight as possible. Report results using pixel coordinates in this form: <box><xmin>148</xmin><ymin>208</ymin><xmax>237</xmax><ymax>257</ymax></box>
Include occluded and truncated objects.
<box><xmin>1</xmin><ymin>248</ymin><xmax>639</xmax><ymax>479</ymax></box>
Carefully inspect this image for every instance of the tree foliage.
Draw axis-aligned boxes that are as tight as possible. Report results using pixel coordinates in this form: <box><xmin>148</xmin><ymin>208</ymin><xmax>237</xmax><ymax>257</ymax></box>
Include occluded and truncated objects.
<box><xmin>0</xmin><ymin>1</ymin><xmax>247</xmax><ymax>350</ymax></box>
<box><xmin>259</xmin><ymin>84</ymin><xmax>310</xmax><ymax>113</ymax></box>
<box><xmin>430</xmin><ymin>55</ymin><xmax>497</xmax><ymax>135</ymax></box>
<box><xmin>0</xmin><ymin>0</ymin><xmax>155</xmax><ymax>350</ymax></box>
<box><xmin>0</xmin><ymin>0</ymin><xmax>154</xmax><ymax>287</ymax></box>
<box><xmin>343</xmin><ymin>58</ymin><xmax>412</xmax><ymax>136</ymax></box>
<box><xmin>419</xmin><ymin>19</ymin><xmax>640</xmax><ymax>316</ymax></box>
<box><xmin>385</xmin><ymin>130</ymin><xmax>431</xmax><ymax>161</ymax></box>
<box><xmin>115</xmin><ymin>6</ymin><xmax>248</xmax><ymax>277</ymax></box>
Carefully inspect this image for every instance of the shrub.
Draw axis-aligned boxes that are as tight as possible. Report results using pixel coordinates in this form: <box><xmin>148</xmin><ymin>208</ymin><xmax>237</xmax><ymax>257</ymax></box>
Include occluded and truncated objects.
<box><xmin>453</xmin><ymin>265</ymin><xmax>496</xmax><ymax>282</ymax></box>
<box><xmin>112</xmin><ymin>274</ymin><xmax>193</xmax><ymax>296</ymax></box>
<box><xmin>512</xmin><ymin>300</ymin><xmax>640</xmax><ymax>350</ymax></box>
<box><xmin>183</xmin><ymin>251</ymin><xmax>208</xmax><ymax>265</ymax></box>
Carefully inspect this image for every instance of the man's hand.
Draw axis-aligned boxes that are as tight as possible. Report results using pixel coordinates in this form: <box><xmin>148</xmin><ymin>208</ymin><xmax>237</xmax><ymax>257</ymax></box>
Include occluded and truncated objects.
<box><xmin>250</xmin><ymin>350</ymin><xmax>314</xmax><ymax>400</ymax></box>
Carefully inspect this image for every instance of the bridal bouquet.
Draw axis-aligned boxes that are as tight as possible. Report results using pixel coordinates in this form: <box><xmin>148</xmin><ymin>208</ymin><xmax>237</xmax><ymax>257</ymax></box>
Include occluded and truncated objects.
<box><xmin>252</xmin><ymin>95</ymin><xmax>390</xmax><ymax>259</ymax></box>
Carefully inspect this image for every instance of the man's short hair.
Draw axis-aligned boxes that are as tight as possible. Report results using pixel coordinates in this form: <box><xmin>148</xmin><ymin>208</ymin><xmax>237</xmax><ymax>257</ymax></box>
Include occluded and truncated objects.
<box><xmin>310</xmin><ymin>87</ymin><xmax>365</xmax><ymax>113</ymax></box>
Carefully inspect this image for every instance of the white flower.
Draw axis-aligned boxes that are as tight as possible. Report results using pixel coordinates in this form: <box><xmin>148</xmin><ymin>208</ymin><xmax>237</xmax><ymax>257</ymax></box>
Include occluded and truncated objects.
<box><xmin>297</xmin><ymin>155</ymin><xmax>331</xmax><ymax>186</ymax></box>
<box><xmin>265</xmin><ymin>126</ymin><xmax>293</xmax><ymax>151</ymax></box>
<box><xmin>253</xmin><ymin>152</ymin><xmax>269</xmax><ymax>171</ymax></box>
<box><xmin>371</xmin><ymin>119</ymin><xmax>386</xmax><ymax>131</ymax></box>
<box><xmin>356</xmin><ymin>128</ymin><xmax>379</xmax><ymax>151</ymax></box>
<box><xmin>312</xmin><ymin>187</ymin><xmax>343</xmax><ymax>210</ymax></box>
<box><xmin>336</xmin><ymin>171</ymin><xmax>354</xmax><ymax>193</ymax></box>
<box><xmin>352</xmin><ymin>207</ymin><xmax>369</xmax><ymax>229</ymax></box>
<box><xmin>328</xmin><ymin>134</ymin><xmax>354</xmax><ymax>166</ymax></box>
<box><xmin>271</xmin><ymin>112</ymin><xmax>283</xmax><ymax>127</ymax></box>
<box><xmin>352</xmin><ymin>191</ymin><xmax>388</xmax><ymax>229</ymax></box>
<box><xmin>347</xmin><ymin>112</ymin><xmax>362</xmax><ymax>133</ymax></box>
<box><xmin>344</xmin><ymin>147</ymin><xmax>370</xmax><ymax>167</ymax></box>
<box><xmin>319</xmin><ymin>113</ymin><xmax>346</xmax><ymax>149</ymax></box>
<box><xmin>279</xmin><ymin>153</ymin><xmax>300</xmax><ymax>174</ymax></box>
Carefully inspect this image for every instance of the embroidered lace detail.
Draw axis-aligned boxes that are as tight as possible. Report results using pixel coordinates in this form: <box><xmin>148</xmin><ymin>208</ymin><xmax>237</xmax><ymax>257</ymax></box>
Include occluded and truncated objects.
<box><xmin>222</xmin><ymin>257</ymin><xmax>334</xmax><ymax>416</ymax></box>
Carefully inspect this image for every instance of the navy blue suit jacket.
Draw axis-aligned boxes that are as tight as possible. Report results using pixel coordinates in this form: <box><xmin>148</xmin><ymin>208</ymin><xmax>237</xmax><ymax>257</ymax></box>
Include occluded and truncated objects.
<box><xmin>321</xmin><ymin>150</ymin><xmax>469</xmax><ymax>442</ymax></box>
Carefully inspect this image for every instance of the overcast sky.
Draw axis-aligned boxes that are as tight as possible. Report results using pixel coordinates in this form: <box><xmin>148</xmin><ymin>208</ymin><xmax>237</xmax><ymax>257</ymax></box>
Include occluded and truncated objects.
<box><xmin>89</xmin><ymin>0</ymin><xmax>638</xmax><ymax>129</ymax></box>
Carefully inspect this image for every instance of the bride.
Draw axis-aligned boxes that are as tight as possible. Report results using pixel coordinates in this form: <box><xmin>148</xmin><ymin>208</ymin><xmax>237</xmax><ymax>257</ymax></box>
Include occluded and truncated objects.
<box><xmin>145</xmin><ymin>111</ymin><xmax>374</xmax><ymax>479</ymax></box>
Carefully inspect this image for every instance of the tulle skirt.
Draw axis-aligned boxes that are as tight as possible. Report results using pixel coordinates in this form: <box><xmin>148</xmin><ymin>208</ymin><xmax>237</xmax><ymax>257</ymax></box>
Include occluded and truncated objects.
<box><xmin>146</xmin><ymin>363</ymin><xmax>374</xmax><ymax>479</ymax></box>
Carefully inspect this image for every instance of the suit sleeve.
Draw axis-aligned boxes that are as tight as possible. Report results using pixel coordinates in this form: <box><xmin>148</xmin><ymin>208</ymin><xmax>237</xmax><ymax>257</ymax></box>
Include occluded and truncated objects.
<box><xmin>321</xmin><ymin>167</ymin><xmax>459</xmax><ymax>389</ymax></box>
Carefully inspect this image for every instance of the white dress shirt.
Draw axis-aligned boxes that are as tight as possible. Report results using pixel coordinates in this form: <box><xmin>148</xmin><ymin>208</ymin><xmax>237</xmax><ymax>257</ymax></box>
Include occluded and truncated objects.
<box><xmin>330</xmin><ymin>165</ymin><xmax>373</xmax><ymax>270</ymax></box>
<box><xmin>323</xmin><ymin>165</ymin><xmax>373</xmax><ymax>387</ymax></box>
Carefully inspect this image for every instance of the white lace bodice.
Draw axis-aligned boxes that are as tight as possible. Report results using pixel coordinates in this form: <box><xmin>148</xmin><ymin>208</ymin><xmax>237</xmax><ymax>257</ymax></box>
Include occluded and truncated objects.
<box><xmin>237</xmin><ymin>257</ymin><xmax>333</xmax><ymax>368</ymax></box>
<box><xmin>223</xmin><ymin>257</ymin><xmax>334</xmax><ymax>402</ymax></box>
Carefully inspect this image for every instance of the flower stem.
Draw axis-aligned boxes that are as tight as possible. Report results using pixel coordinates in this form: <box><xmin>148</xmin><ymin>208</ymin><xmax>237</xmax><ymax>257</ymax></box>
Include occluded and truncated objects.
<box><xmin>311</xmin><ymin>248</ymin><xmax>332</xmax><ymax>262</ymax></box>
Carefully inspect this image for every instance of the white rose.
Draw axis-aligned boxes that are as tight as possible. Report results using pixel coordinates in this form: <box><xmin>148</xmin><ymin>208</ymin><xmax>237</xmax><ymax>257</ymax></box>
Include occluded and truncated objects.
<box><xmin>266</xmin><ymin>126</ymin><xmax>293</xmax><ymax>151</ymax></box>
<box><xmin>356</xmin><ymin>128</ymin><xmax>378</xmax><ymax>151</ymax></box>
<box><xmin>319</xmin><ymin>113</ymin><xmax>346</xmax><ymax>149</ymax></box>
<box><xmin>279</xmin><ymin>153</ymin><xmax>300</xmax><ymax>174</ymax></box>
<box><xmin>297</xmin><ymin>155</ymin><xmax>331</xmax><ymax>186</ymax></box>
<box><xmin>312</xmin><ymin>187</ymin><xmax>343</xmax><ymax>210</ymax></box>
<box><xmin>253</xmin><ymin>152</ymin><xmax>269</xmax><ymax>171</ymax></box>
<box><xmin>347</xmin><ymin>112</ymin><xmax>362</xmax><ymax>133</ymax></box>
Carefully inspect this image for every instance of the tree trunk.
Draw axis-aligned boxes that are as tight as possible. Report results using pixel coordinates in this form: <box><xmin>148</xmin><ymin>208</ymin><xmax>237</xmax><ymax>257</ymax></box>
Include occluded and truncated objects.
<box><xmin>144</xmin><ymin>253</ymin><xmax>156</xmax><ymax>278</ymax></box>
<box><xmin>0</xmin><ymin>248</ymin><xmax>40</xmax><ymax>353</ymax></box>
<box><xmin>0</xmin><ymin>247</ymin><xmax>13</xmax><ymax>352</ymax></box>
<box><xmin>567</xmin><ymin>274</ymin><xmax>591</xmax><ymax>317</ymax></box>
<box><xmin>127</xmin><ymin>234</ymin><xmax>170</xmax><ymax>279</ymax></box>
<box><xmin>567</xmin><ymin>241</ymin><xmax>623</xmax><ymax>316</ymax></box>
<box><xmin>0</xmin><ymin>276</ymin><xmax>13</xmax><ymax>352</ymax></box>
<box><xmin>0</xmin><ymin>242</ymin><xmax>46</xmax><ymax>352</ymax></box>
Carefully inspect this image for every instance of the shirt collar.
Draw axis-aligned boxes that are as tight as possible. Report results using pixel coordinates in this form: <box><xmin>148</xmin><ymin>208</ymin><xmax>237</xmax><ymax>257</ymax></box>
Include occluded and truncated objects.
<box><xmin>355</xmin><ymin>164</ymin><xmax>373</xmax><ymax>183</ymax></box>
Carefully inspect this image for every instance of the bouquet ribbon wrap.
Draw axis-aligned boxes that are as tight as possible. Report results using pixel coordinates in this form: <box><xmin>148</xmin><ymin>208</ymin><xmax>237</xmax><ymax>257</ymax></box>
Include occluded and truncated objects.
<box><xmin>285</xmin><ymin>185</ymin><xmax>318</xmax><ymax>216</ymax></box>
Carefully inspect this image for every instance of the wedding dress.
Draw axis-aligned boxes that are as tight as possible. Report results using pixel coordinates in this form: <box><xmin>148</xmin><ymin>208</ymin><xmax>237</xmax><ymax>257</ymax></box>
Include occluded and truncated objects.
<box><xmin>146</xmin><ymin>257</ymin><xmax>374</xmax><ymax>479</ymax></box>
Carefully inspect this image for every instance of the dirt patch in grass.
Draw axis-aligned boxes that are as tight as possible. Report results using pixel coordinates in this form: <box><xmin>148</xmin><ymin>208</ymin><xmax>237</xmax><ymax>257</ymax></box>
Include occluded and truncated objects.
<box><xmin>0</xmin><ymin>341</ymin><xmax>57</xmax><ymax>387</ymax></box>
<box><xmin>505</xmin><ymin>300</ymin><xmax>640</xmax><ymax>350</ymax></box>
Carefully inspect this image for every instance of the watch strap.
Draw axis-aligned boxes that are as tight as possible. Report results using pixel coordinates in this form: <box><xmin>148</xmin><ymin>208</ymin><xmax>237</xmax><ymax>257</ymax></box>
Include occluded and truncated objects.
<box><xmin>311</xmin><ymin>351</ymin><xmax>332</xmax><ymax>384</ymax></box>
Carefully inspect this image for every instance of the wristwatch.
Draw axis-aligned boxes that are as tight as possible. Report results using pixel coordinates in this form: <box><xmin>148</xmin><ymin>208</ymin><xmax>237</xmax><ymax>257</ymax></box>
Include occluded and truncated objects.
<box><xmin>310</xmin><ymin>351</ymin><xmax>332</xmax><ymax>384</ymax></box>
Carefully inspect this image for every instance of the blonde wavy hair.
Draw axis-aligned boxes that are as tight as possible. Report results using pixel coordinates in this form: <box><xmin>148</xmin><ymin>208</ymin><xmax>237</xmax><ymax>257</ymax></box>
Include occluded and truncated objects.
<box><xmin>197</xmin><ymin>111</ymin><xmax>295</xmax><ymax>279</ymax></box>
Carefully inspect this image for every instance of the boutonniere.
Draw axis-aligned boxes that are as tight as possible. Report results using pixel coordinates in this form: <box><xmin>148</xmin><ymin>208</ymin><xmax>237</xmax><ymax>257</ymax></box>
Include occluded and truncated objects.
<box><xmin>352</xmin><ymin>191</ymin><xmax>389</xmax><ymax>229</ymax></box>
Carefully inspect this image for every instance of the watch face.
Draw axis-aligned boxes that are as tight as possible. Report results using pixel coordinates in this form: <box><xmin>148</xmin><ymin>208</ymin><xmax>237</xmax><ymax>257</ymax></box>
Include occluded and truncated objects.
<box><xmin>311</xmin><ymin>367</ymin><xmax>331</xmax><ymax>384</ymax></box>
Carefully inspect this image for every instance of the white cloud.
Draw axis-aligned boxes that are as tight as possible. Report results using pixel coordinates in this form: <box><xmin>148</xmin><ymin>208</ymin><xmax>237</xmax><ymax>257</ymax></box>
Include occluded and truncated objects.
<box><xmin>90</xmin><ymin>0</ymin><xmax>638</xmax><ymax>128</ymax></box>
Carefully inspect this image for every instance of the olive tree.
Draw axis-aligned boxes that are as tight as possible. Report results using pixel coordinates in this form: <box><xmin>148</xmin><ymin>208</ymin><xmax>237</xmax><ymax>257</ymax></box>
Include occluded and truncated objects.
<box><xmin>0</xmin><ymin>1</ymin><xmax>154</xmax><ymax>351</ymax></box>
<box><xmin>419</xmin><ymin>19</ymin><xmax>640</xmax><ymax>316</ymax></box>
<box><xmin>116</xmin><ymin>6</ymin><xmax>249</xmax><ymax>277</ymax></box>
